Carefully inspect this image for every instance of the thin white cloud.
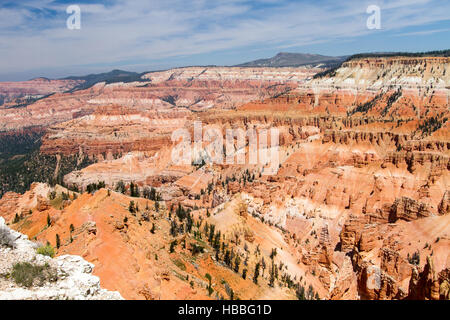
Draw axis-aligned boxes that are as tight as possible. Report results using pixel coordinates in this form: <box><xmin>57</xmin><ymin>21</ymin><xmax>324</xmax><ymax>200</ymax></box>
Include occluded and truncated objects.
<box><xmin>393</xmin><ymin>28</ymin><xmax>450</xmax><ymax>37</ymax></box>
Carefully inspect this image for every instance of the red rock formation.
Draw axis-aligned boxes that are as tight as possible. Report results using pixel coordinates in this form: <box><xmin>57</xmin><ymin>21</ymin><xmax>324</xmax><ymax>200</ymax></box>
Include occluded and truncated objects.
<box><xmin>408</xmin><ymin>256</ymin><xmax>441</xmax><ymax>300</ymax></box>
<box><xmin>339</xmin><ymin>215</ymin><xmax>368</xmax><ymax>252</ymax></box>
<box><xmin>438</xmin><ymin>191</ymin><xmax>450</xmax><ymax>215</ymax></box>
<box><xmin>389</xmin><ymin>197</ymin><xmax>432</xmax><ymax>222</ymax></box>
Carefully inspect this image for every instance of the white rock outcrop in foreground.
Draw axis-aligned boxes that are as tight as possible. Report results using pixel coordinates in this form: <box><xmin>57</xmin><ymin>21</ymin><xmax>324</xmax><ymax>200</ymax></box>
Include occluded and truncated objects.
<box><xmin>0</xmin><ymin>217</ymin><xmax>123</xmax><ymax>300</ymax></box>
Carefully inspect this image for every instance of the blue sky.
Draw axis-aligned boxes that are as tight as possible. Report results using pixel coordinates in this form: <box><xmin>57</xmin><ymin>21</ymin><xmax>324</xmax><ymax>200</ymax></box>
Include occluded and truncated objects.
<box><xmin>0</xmin><ymin>0</ymin><xmax>449</xmax><ymax>81</ymax></box>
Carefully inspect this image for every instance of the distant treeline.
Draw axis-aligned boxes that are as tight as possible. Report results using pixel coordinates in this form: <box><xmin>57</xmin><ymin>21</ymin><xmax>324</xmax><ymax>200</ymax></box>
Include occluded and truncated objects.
<box><xmin>63</xmin><ymin>69</ymin><xmax>146</xmax><ymax>92</ymax></box>
<box><xmin>348</xmin><ymin>49</ymin><xmax>450</xmax><ymax>59</ymax></box>
<box><xmin>313</xmin><ymin>49</ymin><xmax>449</xmax><ymax>79</ymax></box>
<box><xmin>0</xmin><ymin>128</ymin><xmax>46</xmax><ymax>159</ymax></box>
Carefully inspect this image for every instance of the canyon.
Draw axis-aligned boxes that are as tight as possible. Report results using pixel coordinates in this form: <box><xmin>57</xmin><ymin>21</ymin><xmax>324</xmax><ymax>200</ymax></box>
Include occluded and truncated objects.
<box><xmin>0</xmin><ymin>54</ymin><xmax>448</xmax><ymax>300</ymax></box>
<box><xmin>0</xmin><ymin>66</ymin><xmax>316</xmax><ymax>132</ymax></box>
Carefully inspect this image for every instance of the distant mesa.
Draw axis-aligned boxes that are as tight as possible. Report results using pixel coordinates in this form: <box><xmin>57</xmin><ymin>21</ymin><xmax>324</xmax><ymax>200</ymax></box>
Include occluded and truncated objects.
<box><xmin>235</xmin><ymin>52</ymin><xmax>347</xmax><ymax>68</ymax></box>
<box><xmin>29</xmin><ymin>77</ymin><xmax>51</xmax><ymax>82</ymax></box>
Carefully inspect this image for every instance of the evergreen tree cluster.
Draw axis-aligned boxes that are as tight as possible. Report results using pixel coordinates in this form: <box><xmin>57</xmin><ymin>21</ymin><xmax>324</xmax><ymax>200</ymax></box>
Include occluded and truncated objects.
<box><xmin>86</xmin><ymin>181</ymin><xmax>105</xmax><ymax>194</ymax></box>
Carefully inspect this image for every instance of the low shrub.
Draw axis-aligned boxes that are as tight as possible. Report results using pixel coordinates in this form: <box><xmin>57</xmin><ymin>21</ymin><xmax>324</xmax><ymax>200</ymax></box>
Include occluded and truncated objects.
<box><xmin>10</xmin><ymin>262</ymin><xmax>57</xmax><ymax>287</ymax></box>
<box><xmin>36</xmin><ymin>244</ymin><xmax>55</xmax><ymax>258</ymax></box>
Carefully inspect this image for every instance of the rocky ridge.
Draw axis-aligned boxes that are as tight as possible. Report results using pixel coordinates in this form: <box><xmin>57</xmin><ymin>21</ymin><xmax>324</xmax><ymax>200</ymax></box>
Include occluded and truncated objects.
<box><xmin>0</xmin><ymin>216</ymin><xmax>123</xmax><ymax>300</ymax></box>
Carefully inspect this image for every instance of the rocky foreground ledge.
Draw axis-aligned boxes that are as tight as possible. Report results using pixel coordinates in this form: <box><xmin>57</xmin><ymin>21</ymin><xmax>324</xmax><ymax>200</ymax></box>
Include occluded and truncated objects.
<box><xmin>0</xmin><ymin>217</ymin><xmax>123</xmax><ymax>300</ymax></box>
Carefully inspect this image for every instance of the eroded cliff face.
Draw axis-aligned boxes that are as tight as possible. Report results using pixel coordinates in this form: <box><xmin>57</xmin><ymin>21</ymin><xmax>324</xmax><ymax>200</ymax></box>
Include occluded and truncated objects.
<box><xmin>40</xmin><ymin>105</ymin><xmax>189</xmax><ymax>156</ymax></box>
<box><xmin>24</xmin><ymin>57</ymin><xmax>450</xmax><ymax>161</ymax></box>
<box><xmin>0</xmin><ymin>56</ymin><xmax>449</xmax><ymax>300</ymax></box>
<box><xmin>0</xmin><ymin>66</ymin><xmax>316</xmax><ymax>132</ymax></box>
<box><xmin>241</xmin><ymin>56</ymin><xmax>449</xmax><ymax>120</ymax></box>
<box><xmin>0</xmin><ymin>78</ymin><xmax>83</xmax><ymax>109</ymax></box>
<box><xmin>141</xmin><ymin>66</ymin><xmax>319</xmax><ymax>83</ymax></box>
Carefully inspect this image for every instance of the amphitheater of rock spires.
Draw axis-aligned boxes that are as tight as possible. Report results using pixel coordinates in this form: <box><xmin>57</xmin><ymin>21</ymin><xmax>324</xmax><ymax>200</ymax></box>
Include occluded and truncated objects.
<box><xmin>0</xmin><ymin>53</ymin><xmax>449</xmax><ymax>300</ymax></box>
